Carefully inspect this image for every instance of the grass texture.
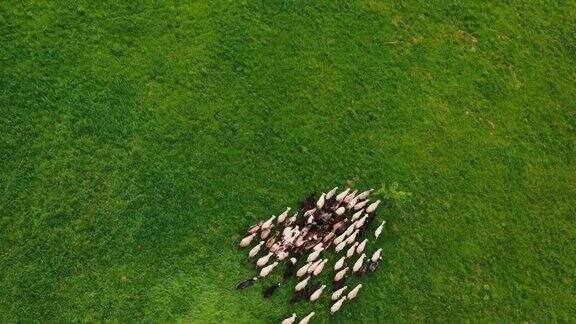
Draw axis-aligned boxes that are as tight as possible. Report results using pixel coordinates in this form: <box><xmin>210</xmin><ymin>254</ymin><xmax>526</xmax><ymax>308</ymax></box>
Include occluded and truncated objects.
<box><xmin>1</xmin><ymin>1</ymin><xmax>575</xmax><ymax>322</ymax></box>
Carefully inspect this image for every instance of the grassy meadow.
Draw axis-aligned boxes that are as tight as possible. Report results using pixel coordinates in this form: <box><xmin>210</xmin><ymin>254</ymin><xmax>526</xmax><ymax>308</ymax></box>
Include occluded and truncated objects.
<box><xmin>1</xmin><ymin>1</ymin><xmax>575</xmax><ymax>322</ymax></box>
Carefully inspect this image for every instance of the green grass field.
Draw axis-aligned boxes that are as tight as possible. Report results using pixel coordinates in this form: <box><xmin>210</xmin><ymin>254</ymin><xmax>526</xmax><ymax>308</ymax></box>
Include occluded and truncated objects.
<box><xmin>1</xmin><ymin>1</ymin><xmax>575</xmax><ymax>322</ymax></box>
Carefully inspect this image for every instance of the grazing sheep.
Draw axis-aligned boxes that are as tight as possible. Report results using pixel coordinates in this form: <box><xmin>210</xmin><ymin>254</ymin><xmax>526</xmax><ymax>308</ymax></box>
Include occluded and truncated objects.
<box><xmin>298</xmin><ymin>311</ymin><xmax>315</xmax><ymax>324</ymax></box>
<box><xmin>343</xmin><ymin>190</ymin><xmax>358</xmax><ymax>203</ymax></box>
<box><xmin>239</xmin><ymin>233</ymin><xmax>257</xmax><ymax>248</ymax></box>
<box><xmin>306</xmin><ymin>248</ymin><xmax>322</xmax><ymax>263</ymax></box>
<box><xmin>256</xmin><ymin>252</ymin><xmax>273</xmax><ymax>267</ymax></box>
<box><xmin>334</xmin><ymin>267</ymin><xmax>348</xmax><ymax>282</ymax></box>
<box><xmin>371</xmin><ymin>248</ymin><xmax>383</xmax><ymax>262</ymax></box>
<box><xmin>285</xmin><ymin>213</ymin><xmax>297</xmax><ymax>226</ymax></box>
<box><xmin>346</xmin><ymin>230</ymin><xmax>359</xmax><ymax>245</ymax></box>
<box><xmin>356</xmin><ymin>189</ymin><xmax>373</xmax><ymax>200</ymax></box>
<box><xmin>248</xmin><ymin>241</ymin><xmax>264</xmax><ymax>258</ymax></box>
<box><xmin>326</xmin><ymin>187</ymin><xmax>338</xmax><ymax>200</ymax></box>
<box><xmin>347</xmin><ymin>284</ymin><xmax>363</xmax><ymax>300</ymax></box>
<box><xmin>303</xmin><ymin>208</ymin><xmax>316</xmax><ymax>217</ymax></box>
<box><xmin>344</xmin><ymin>224</ymin><xmax>356</xmax><ymax>236</ymax></box>
<box><xmin>330</xmin><ymin>296</ymin><xmax>346</xmax><ymax>315</ymax></box>
<box><xmin>307</xmin><ymin>259</ymin><xmax>322</xmax><ymax>274</ymax></box>
<box><xmin>312</xmin><ymin>259</ymin><xmax>328</xmax><ymax>276</ymax></box>
<box><xmin>260</xmin><ymin>262</ymin><xmax>279</xmax><ymax>277</ymax></box>
<box><xmin>235</xmin><ymin>187</ymin><xmax>388</xmax><ymax>321</ymax></box>
<box><xmin>353</xmin><ymin>199</ymin><xmax>369</xmax><ymax>210</ymax></box>
<box><xmin>334</xmin><ymin>256</ymin><xmax>346</xmax><ymax>271</ymax></box>
<box><xmin>246</xmin><ymin>223</ymin><xmax>261</xmax><ymax>234</ymax></box>
<box><xmin>331</xmin><ymin>285</ymin><xmax>348</xmax><ymax>301</ymax></box>
<box><xmin>309</xmin><ymin>285</ymin><xmax>326</xmax><ymax>302</ymax></box>
<box><xmin>295</xmin><ymin>276</ymin><xmax>311</xmax><ymax>291</ymax></box>
<box><xmin>356</xmin><ymin>239</ymin><xmax>368</xmax><ymax>254</ymax></box>
<box><xmin>316</xmin><ymin>193</ymin><xmax>326</xmax><ymax>209</ymax></box>
<box><xmin>296</xmin><ymin>263</ymin><xmax>311</xmax><ymax>277</ymax></box>
<box><xmin>261</xmin><ymin>216</ymin><xmax>275</xmax><ymax>230</ymax></box>
<box><xmin>347</xmin><ymin>196</ymin><xmax>359</xmax><ymax>209</ymax></box>
<box><xmin>333</xmin><ymin>231</ymin><xmax>347</xmax><ymax>245</ymax></box>
<box><xmin>335</xmin><ymin>240</ymin><xmax>347</xmax><ymax>253</ymax></box>
<box><xmin>346</xmin><ymin>242</ymin><xmax>359</xmax><ymax>258</ymax></box>
<box><xmin>366</xmin><ymin>200</ymin><xmax>381</xmax><ymax>213</ymax></box>
<box><xmin>351</xmin><ymin>210</ymin><xmax>363</xmax><ymax>221</ymax></box>
<box><xmin>355</xmin><ymin>215</ymin><xmax>368</xmax><ymax>229</ymax></box>
<box><xmin>281</xmin><ymin>313</ymin><xmax>297</xmax><ymax>324</ymax></box>
<box><xmin>277</xmin><ymin>251</ymin><xmax>289</xmax><ymax>261</ymax></box>
<box><xmin>352</xmin><ymin>254</ymin><xmax>366</xmax><ymax>273</ymax></box>
<box><xmin>375</xmin><ymin>220</ymin><xmax>386</xmax><ymax>240</ymax></box>
<box><xmin>277</xmin><ymin>207</ymin><xmax>291</xmax><ymax>224</ymax></box>
<box><xmin>335</xmin><ymin>188</ymin><xmax>350</xmax><ymax>202</ymax></box>
<box><xmin>260</xmin><ymin>228</ymin><xmax>271</xmax><ymax>240</ymax></box>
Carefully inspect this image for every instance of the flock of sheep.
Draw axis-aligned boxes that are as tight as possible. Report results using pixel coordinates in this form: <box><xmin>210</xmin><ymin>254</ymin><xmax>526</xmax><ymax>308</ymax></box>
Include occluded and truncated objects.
<box><xmin>237</xmin><ymin>187</ymin><xmax>386</xmax><ymax>323</ymax></box>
